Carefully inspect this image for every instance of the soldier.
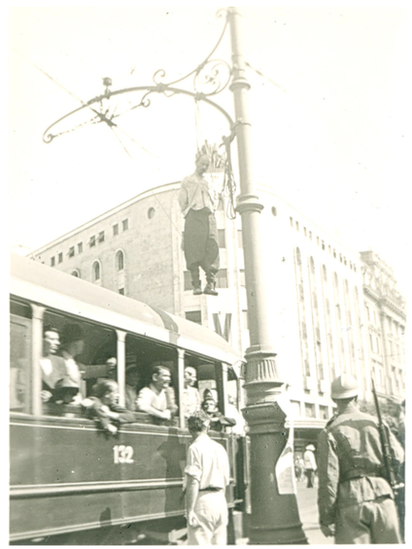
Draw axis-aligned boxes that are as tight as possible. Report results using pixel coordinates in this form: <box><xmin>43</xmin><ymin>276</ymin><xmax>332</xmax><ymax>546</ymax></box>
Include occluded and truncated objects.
<box><xmin>317</xmin><ymin>374</ymin><xmax>404</xmax><ymax>544</ymax></box>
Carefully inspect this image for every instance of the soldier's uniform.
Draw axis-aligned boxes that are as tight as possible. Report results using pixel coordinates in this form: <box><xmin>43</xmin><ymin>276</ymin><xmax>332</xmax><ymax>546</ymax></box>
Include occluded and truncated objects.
<box><xmin>317</xmin><ymin>375</ymin><xmax>404</xmax><ymax>544</ymax></box>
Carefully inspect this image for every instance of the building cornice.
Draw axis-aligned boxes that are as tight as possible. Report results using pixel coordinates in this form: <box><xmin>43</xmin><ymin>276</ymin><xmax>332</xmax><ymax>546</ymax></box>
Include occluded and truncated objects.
<box><xmin>33</xmin><ymin>181</ymin><xmax>181</xmax><ymax>254</ymax></box>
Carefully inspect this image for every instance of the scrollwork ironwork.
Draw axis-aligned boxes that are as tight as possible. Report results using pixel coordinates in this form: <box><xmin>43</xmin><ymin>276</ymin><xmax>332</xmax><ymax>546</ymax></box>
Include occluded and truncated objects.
<box><xmin>42</xmin><ymin>9</ymin><xmax>235</xmax><ymax>146</ymax></box>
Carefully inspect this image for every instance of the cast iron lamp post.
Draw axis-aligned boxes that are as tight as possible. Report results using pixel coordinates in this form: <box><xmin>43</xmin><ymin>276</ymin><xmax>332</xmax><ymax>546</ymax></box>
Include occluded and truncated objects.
<box><xmin>43</xmin><ymin>7</ymin><xmax>307</xmax><ymax>544</ymax></box>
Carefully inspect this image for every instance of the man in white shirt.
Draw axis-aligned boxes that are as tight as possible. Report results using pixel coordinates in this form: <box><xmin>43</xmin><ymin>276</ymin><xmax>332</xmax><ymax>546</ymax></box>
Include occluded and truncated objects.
<box><xmin>136</xmin><ymin>365</ymin><xmax>177</xmax><ymax>421</ymax></box>
<box><xmin>185</xmin><ymin>410</ymin><xmax>230</xmax><ymax>545</ymax></box>
<box><xmin>40</xmin><ymin>325</ymin><xmax>67</xmax><ymax>402</ymax></box>
<box><xmin>304</xmin><ymin>444</ymin><xmax>317</xmax><ymax>488</ymax></box>
<box><xmin>182</xmin><ymin>367</ymin><xmax>201</xmax><ymax>419</ymax></box>
<box><xmin>60</xmin><ymin>323</ymin><xmax>85</xmax><ymax>403</ymax></box>
<box><xmin>178</xmin><ymin>154</ymin><xmax>220</xmax><ymax>296</ymax></box>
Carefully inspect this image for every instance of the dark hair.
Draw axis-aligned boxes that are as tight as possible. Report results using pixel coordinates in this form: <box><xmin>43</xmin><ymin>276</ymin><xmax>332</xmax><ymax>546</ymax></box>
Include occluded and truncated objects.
<box><xmin>61</xmin><ymin>323</ymin><xmax>84</xmax><ymax>345</ymax></box>
<box><xmin>187</xmin><ymin>410</ymin><xmax>210</xmax><ymax>432</ymax></box>
<box><xmin>92</xmin><ymin>379</ymin><xmax>118</xmax><ymax>399</ymax></box>
<box><xmin>43</xmin><ymin>325</ymin><xmax>60</xmax><ymax>337</ymax></box>
<box><xmin>151</xmin><ymin>364</ymin><xmax>170</xmax><ymax>378</ymax></box>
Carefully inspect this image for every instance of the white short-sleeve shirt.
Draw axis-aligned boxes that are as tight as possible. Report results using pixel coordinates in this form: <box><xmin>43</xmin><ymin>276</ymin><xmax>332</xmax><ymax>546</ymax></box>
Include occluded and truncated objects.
<box><xmin>185</xmin><ymin>433</ymin><xmax>230</xmax><ymax>490</ymax></box>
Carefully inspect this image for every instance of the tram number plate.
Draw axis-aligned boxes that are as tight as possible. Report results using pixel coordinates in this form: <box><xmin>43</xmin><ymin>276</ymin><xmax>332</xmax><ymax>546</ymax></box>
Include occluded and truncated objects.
<box><xmin>113</xmin><ymin>445</ymin><xmax>134</xmax><ymax>464</ymax></box>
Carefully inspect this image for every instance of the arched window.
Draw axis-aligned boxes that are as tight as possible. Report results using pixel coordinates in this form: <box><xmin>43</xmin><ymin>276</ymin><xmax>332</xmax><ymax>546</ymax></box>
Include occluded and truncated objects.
<box><xmin>310</xmin><ymin>256</ymin><xmax>315</xmax><ymax>274</ymax></box>
<box><xmin>92</xmin><ymin>261</ymin><xmax>101</xmax><ymax>282</ymax></box>
<box><xmin>71</xmin><ymin>270</ymin><xmax>80</xmax><ymax>278</ymax></box>
<box><xmin>116</xmin><ymin>250</ymin><xmax>124</xmax><ymax>271</ymax></box>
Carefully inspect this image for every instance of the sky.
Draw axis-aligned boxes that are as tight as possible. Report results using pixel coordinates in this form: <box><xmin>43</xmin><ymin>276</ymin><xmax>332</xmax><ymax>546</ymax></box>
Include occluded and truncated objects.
<box><xmin>7</xmin><ymin>4</ymin><xmax>410</xmax><ymax>301</ymax></box>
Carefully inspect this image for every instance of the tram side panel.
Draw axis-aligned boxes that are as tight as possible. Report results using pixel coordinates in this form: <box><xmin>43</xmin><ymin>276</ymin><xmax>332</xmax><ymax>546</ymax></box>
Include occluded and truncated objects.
<box><xmin>10</xmin><ymin>416</ymin><xmax>235</xmax><ymax>542</ymax></box>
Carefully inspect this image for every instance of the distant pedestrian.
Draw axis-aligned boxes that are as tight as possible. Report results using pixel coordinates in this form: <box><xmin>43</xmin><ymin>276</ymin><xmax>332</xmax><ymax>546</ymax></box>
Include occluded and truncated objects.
<box><xmin>304</xmin><ymin>445</ymin><xmax>317</xmax><ymax>488</ymax></box>
<box><xmin>294</xmin><ymin>457</ymin><xmax>304</xmax><ymax>482</ymax></box>
<box><xmin>317</xmin><ymin>374</ymin><xmax>404</xmax><ymax>544</ymax></box>
<box><xmin>184</xmin><ymin>410</ymin><xmax>230</xmax><ymax>545</ymax></box>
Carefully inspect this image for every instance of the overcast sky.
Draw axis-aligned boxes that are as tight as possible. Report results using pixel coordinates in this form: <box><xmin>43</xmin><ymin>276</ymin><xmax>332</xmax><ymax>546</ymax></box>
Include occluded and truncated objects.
<box><xmin>8</xmin><ymin>4</ymin><xmax>409</xmax><ymax>300</ymax></box>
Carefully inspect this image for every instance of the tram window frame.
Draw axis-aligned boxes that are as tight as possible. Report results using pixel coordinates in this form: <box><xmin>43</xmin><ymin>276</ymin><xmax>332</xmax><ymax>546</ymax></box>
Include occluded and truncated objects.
<box><xmin>184</xmin><ymin>354</ymin><xmax>226</xmax><ymax>428</ymax></box>
<box><xmin>10</xmin><ymin>299</ymin><xmax>32</xmax><ymax>414</ymax></box>
<box><xmin>125</xmin><ymin>333</ymin><xmax>180</xmax><ymax>426</ymax></box>
<box><xmin>40</xmin><ymin>309</ymin><xmax>118</xmax><ymax>417</ymax></box>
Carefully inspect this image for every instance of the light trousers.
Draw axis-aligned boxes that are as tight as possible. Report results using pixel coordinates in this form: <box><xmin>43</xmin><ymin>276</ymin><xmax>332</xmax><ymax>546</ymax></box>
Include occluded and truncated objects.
<box><xmin>187</xmin><ymin>491</ymin><xmax>228</xmax><ymax>545</ymax></box>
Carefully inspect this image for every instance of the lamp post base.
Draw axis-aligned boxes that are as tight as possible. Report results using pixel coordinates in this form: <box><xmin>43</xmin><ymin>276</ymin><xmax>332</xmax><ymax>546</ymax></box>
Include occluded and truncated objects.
<box><xmin>242</xmin><ymin>401</ymin><xmax>308</xmax><ymax>545</ymax></box>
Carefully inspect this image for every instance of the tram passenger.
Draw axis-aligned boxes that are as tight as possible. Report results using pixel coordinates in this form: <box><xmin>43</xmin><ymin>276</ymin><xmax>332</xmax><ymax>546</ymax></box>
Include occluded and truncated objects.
<box><xmin>182</xmin><ymin>366</ymin><xmax>201</xmax><ymax>419</ymax></box>
<box><xmin>40</xmin><ymin>325</ymin><xmax>67</xmax><ymax>402</ymax></box>
<box><xmin>60</xmin><ymin>323</ymin><xmax>85</xmax><ymax>403</ymax></box>
<box><xmin>83</xmin><ymin>379</ymin><xmax>136</xmax><ymax>435</ymax></box>
<box><xmin>53</xmin><ymin>377</ymin><xmax>80</xmax><ymax>405</ymax></box>
<box><xmin>201</xmin><ymin>390</ymin><xmax>236</xmax><ymax>431</ymax></box>
<box><xmin>136</xmin><ymin>365</ymin><xmax>178</xmax><ymax>422</ymax></box>
<box><xmin>125</xmin><ymin>363</ymin><xmax>141</xmax><ymax>411</ymax></box>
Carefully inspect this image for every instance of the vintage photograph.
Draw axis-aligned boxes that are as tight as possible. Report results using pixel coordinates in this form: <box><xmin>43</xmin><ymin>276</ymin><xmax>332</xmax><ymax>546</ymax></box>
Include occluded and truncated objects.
<box><xmin>8</xmin><ymin>5</ymin><xmax>407</xmax><ymax>545</ymax></box>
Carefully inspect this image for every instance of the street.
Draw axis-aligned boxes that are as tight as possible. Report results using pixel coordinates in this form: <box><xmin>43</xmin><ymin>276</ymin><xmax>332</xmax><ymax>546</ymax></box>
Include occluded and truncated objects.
<box><xmin>295</xmin><ymin>478</ymin><xmax>329</xmax><ymax>545</ymax></box>
<box><xmin>235</xmin><ymin>479</ymin><xmax>329</xmax><ymax>545</ymax></box>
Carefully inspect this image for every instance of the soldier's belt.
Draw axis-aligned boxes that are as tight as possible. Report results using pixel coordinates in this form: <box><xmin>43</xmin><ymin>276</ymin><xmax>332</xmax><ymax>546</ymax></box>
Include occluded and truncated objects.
<box><xmin>340</xmin><ymin>470</ymin><xmax>382</xmax><ymax>483</ymax></box>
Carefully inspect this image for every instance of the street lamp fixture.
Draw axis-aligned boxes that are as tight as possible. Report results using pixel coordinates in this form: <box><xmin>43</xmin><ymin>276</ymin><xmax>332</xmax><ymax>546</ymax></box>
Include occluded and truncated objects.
<box><xmin>42</xmin><ymin>7</ymin><xmax>307</xmax><ymax>545</ymax></box>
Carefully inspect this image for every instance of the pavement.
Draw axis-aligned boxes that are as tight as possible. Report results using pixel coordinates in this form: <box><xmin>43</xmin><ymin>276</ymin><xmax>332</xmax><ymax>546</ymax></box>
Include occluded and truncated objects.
<box><xmin>235</xmin><ymin>478</ymin><xmax>330</xmax><ymax>545</ymax></box>
<box><xmin>175</xmin><ymin>477</ymin><xmax>329</xmax><ymax>545</ymax></box>
<box><xmin>295</xmin><ymin>478</ymin><xmax>329</xmax><ymax>545</ymax></box>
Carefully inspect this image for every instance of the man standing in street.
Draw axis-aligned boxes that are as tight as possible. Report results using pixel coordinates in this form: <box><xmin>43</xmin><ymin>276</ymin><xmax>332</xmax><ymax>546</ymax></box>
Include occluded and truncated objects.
<box><xmin>303</xmin><ymin>444</ymin><xmax>317</xmax><ymax>488</ymax></box>
<box><xmin>184</xmin><ymin>410</ymin><xmax>230</xmax><ymax>545</ymax></box>
<box><xmin>317</xmin><ymin>374</ymin><xmax>404</xmax><ymax>544</ymax></box>
<box><xmin>178</xmin><ymin>153</ymin><xmax>220</xmax><ymax>296</ymax></box>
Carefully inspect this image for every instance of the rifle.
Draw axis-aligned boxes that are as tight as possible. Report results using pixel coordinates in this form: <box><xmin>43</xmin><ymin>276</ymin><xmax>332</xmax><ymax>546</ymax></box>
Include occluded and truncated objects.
<box><xmin>371</xmin><ymin>379</ymin><xmax>402</xmax><ymax>493</ymax></box>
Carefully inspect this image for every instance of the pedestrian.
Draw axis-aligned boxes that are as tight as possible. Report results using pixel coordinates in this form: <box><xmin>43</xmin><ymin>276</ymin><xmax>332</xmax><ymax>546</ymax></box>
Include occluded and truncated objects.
<box><xmin>178</xmin><ymin>153</ymin><xmax>220</xmax><ymax>296</ymax></box>
<box><xmin>304</xmin><ymin>444</ymin><xmax>317</xmax><ymax>488</ymax></box>
<box><xmin>184</xmin><ymin>410</ymin><xmax>230</xmax><ymax>545</ymax></box>
<box><xmin>317</xmin><ymin>374</ymin><xmax>404</xmax><ymax>544</ymax></box>
<box><xmin>294</xmin><ymin>457</ymin><xmax>303</xmax><ymax>482</ymax></box>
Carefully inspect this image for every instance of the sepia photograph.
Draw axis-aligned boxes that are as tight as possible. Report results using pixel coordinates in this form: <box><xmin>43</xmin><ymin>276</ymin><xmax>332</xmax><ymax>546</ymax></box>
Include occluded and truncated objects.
<box><xmin>7</xmin><ymin>3</ymin><xmax>408</xmax><ymax>545</ymax></box>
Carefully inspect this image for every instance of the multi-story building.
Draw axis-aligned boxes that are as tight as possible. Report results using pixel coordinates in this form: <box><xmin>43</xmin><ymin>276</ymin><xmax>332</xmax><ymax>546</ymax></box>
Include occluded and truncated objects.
<box><xmin>360</xmin><ymin>251</ymin><xmax>406</xmax><ymax>400</ymax></box>
<box><xmin>33</xmin><ymin>173</ymin><xmax>406</xmax><ymax>447</ymax></box>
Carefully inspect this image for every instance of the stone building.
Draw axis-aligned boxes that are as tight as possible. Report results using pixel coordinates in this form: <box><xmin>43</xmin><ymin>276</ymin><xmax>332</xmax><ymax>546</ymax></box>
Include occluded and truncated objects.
<box><xmin>34</xmin><ymin>175</ymin><xmax>406</xmax><ymax>446</ymax></box>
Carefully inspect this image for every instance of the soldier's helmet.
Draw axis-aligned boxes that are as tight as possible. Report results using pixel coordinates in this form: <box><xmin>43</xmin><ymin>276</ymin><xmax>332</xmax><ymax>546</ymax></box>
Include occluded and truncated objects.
<box><xmin>331</xmin><ymin>374</ymin><xmax>358</xmax><ymax>399</ymax></box>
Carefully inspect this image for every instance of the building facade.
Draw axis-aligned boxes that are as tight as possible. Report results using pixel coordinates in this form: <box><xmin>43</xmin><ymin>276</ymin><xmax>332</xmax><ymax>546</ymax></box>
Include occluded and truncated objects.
<box><xmin>34</xmin><ymin>178</ymin><xmax>406</xmax><ymax>445</ymax></box>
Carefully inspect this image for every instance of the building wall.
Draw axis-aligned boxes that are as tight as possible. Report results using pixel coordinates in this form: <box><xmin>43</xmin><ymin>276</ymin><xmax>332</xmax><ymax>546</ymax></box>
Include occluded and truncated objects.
<box><xmin>34</xmin><ymin>181</ymin><xmax>406</xmax><ymax>419</ymax></box>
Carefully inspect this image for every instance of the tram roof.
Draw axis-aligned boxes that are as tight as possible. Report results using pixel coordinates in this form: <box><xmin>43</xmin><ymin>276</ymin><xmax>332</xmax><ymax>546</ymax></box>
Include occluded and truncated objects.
<box><xmin>10</xmin><ymin>254</ymin><xmax>242</xmax><ymax>366</ymax></box>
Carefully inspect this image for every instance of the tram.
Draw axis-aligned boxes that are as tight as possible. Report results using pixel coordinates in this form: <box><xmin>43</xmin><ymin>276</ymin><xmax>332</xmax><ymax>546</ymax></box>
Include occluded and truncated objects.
<box><xmin>9</xmin><ymin>254</ymin><xmax>248</xmax><ymax>545</ymax></box>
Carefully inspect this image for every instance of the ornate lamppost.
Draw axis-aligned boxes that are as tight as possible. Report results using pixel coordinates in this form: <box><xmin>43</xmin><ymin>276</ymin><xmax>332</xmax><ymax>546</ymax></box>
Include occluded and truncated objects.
<box><xmin>43</xmin><ymin>7</ymin><xmax>307</xmax><ymax>544</ymax></box>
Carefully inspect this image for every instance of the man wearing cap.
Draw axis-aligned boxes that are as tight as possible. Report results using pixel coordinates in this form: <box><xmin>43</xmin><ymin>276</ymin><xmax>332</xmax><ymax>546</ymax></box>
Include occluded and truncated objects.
<box><xmin>201</xmin><ymin>390</ymin><xmax>236</xmax><ymax>432</ymax></box>
<box><xmin>184</xmin><ymin>410</ymin><xmax>230</xmax><ymax>545</ymax></box>
<box><xmin>303</xmin><ymin>444</ymin><xmax>317</xmax><ymax>488</ymax></box>
<box><xmin>317</xmin><ymin>374</ymin><xmax>404</xmax><ymax>544</ymax></box>
<box><xmin>178</xmin><ymin>154</ymin><xmax>220</xmax><ymax>296</ymax></box>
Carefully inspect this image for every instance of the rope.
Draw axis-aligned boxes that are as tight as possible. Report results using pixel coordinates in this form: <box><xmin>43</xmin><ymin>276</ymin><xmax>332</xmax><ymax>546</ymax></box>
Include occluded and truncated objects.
<box><xmin>245</xmin><ymin>61</ymin><xmax>287</xmax><ymax>93</ymax></box>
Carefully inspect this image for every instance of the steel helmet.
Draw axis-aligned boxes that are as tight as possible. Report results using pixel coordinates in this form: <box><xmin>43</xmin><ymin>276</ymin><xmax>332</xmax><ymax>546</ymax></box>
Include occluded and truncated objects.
<box><xmin>330</xmin><ymin>374</ymin><xmax>358</xmax><ymax>399</ymax></box>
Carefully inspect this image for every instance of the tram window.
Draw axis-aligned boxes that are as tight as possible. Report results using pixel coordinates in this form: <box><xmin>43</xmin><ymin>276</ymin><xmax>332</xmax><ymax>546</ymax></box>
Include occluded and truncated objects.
<box><xmin>125</xmin><ymin>334</ymin><xmax>179</xmax><ymax>424</ymax></box>
<box><xmin>40</xmin><ymin>311</ymin><xmax>117</xmax><ymax>415</ymax></box>
<box><xmin>10</xmin><ymin>301</ymin><xmax>32</xmax><ymax>412</ymax></box>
